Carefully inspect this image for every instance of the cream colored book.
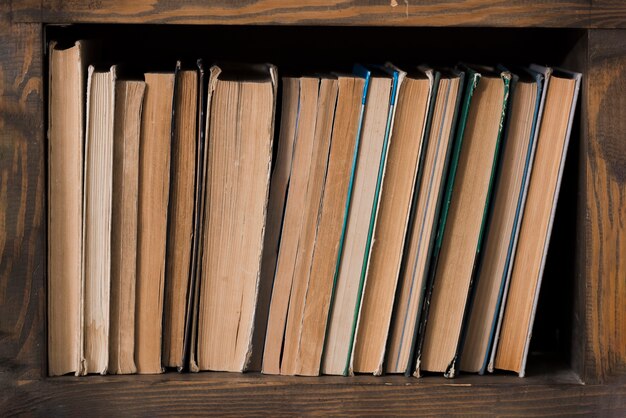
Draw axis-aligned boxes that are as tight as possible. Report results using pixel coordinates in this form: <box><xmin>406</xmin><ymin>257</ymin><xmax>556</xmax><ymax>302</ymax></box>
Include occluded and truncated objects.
<box><xmin>47</xmin><ymin>40</ymin><xmax>91</xmax><ymax>377</ymax></box>
<box><xmin>83</xmin><ymin>65</ymin><xmax>116</xmax><ymax>375</ymax></box>
<box><xmin>197</xmin><ymin>64</ymin><xmax>277</xmax><ymax>372</ymax></box>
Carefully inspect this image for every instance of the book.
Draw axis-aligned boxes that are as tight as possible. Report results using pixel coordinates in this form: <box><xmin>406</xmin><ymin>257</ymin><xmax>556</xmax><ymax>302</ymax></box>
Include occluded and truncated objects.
<box><xmin>282</xmin><ymin>78</ymin><xmax>340</xmax><ymax>376</ymax></box>
<box><xmin>262</xmin><ymin>77</ymin><xmax>313</xmax><ymax>374</ymax></box>
<box><xmin>135</xmin><ymin>71</ymin><xmax>175</xmax><ymax>374</ymax></box>
<box><xmin>461</xmin><ymin>68</ymin><xmax>545</xmax><ymax>374</ymax></box>
<box><xmin>48</xmin><ymin>40</ymin><xmax>91</xmax><ymax>376</ymax></box>
<box><xmin>109</xmin><ymin>78</ymin><xmax>145</xmax><ymax>375</ymax></box>
<box><xmin>83</xmin><ymin>65</ymin><xmax>116</xmax><ymax>375</ymax></box>
<box><xmin>163</xmin><ymin>63</ymin><xmax>198</xmax><ymax>371</ymax></box>
<box><xmin>276</xmin><ymin>77</ymin><xmax>330</xmax><ymax>376</ymax></box>
<box><xmin>188</xmin><ymin>60</ymin><xmax>208</xmax><ymax>372</ymax></box>
<box><xmin>386</xmin><ymin>70</ymin><xmax>464</xmax><ymax>375</ymax></box>
<box><xmin>261</xmin><ymin>77</ymin><xmax>341</xmax><ymax>376</ymax></box>
<box><xmin>419</xmin><ymin>66</ymin><xmax>510</xmax><ymax>377</ymax></box>
<box><xmin>353</xmin><ymin>66</ymin><xmax>434</xmax><ymax>375</ymax></box>
<box><xmin>323</xmin><ymin>65</ymin><xmax>396</xmax><ymax>376</ymax></box>
<box><xmin>252</xmin><ymin>77</ymin><xmax>300</xmax><ymax>372</ymax></box>
<box><xmin>494</xmin><ymin>66</ymin><xmax>581</xmax><ymax>376</ymax></box>
<box><xmin>315</xmin><ymin>74</ymin><xmax>368</xmax><ymax>376</ymax></box>
<box><xmin>197</xmin><ymin>64</ymin><xmax>277</xmax><ymax>372</ymax></box>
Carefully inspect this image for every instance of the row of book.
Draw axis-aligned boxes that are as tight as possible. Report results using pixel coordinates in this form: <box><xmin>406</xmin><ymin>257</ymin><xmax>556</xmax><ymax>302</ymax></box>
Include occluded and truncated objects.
<box><xmin>47</xmin><ymin>40</ymin><xmax>581</xmax><ymax>378</ymax></box>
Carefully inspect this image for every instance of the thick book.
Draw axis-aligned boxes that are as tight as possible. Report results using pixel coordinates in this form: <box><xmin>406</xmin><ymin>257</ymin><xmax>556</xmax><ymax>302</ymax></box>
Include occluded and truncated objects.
<box><xmin>163</xmin><ymin>63</ymin><xmax>198</xmax><ymax>371</ymax></box>
<box><xmin>83</xmin><ymin>65</ymin><xmax>116</xmax><ymax>375</ymax></box>
<box><xmin>109</xmin><ymin>78</ymin><xmax>145</xmax><ymax>375</ymax></box>
<box><xmin>307</xmin><ymin>74</ymin><xmax>366</xmax><ymax>377</ymax></box>
<box><xmin>386</xmin><ymin>69</ymin><xmax>464</xmax><ymax>375</ymax></box>
<box><xmin>252</xmin><ymin>77</ymin><xmax>300</xmax><ymax>372</ymax></box>
<box><xmin>263</xmin><ymin>77</ymin><xmax>342</xmax><ymax>376</ymax></box>
<box><xmin>283</xmin><ymin>78</ymin><xmax>341</xmax><ymax>376</ymax></box>
<box><xmin>264</xmin><ymin>76</ymin><xmax>339</xmax><ymax>376</ymax></box>
<box><xmin>196</xmin><ymin>64</ymin><xmax>277</xmax><ymax>372</ymax></box>
<box><xmin>48</xmin><ymin>40</ymin><xmax>91</xmax><ymax>376</ymax></box>
<box><xmin>461</xmin><ymin>67</ymin><xmax>546</xmax><ymax>374</ymax></box>
<box><xmin>352</xmin><ymin>65</ymin><xmax>433</xmax><ymax>375</ymax></box>
<box><xmin>419</xmin><ymin>66</ymin><xmax>510</xmax><ymax>377</ymax></box>
<box><xmin>135</xmin><ymin>71</ymin><xmax>175</xmax><ymax>374</ymax></box>
<box><xmin>327</xmin><ymin>65</ymin><xmax>397</xmax><ymax>376</ymax></box>
<box><xmin>494</xmin><ymin>66</ymin><xmax>581</xmax><ymax>376</ymax></box>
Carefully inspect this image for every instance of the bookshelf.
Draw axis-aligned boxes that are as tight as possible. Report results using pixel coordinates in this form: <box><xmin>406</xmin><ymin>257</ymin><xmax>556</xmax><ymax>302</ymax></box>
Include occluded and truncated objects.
<box><xmin>1</xmin><ymin>1</ymin><xmax>624</xmax><ymax>414</ymax></box>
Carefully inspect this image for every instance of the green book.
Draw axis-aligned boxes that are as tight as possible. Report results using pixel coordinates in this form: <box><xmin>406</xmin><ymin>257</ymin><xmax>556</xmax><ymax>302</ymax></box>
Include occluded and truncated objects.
<box><xmin>415</xmin><ymin>65</ymin><xmax>511</xmax><ymax>377</ymax></box>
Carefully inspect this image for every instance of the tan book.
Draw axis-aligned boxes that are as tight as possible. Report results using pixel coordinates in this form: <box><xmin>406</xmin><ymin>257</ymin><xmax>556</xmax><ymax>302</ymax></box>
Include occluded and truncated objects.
<box><xmin>266</xmin><ymin>77</ymin><xmax>342</xmax><ymax>376</ymax></box>
<box><xmin>109</xmin><ymin>79</ymin><xmax>145</xmax><ymax>375</ymax></box>
<box><xmin>285</xmin><ymin>78</ymin><xmax>340</xmax><ymax>376</ymax></box>
<box><xmin>197</xmin><ymin>64</ymin><xmax>277</xmax><ymax>372</ymax></box>
<box><xmin>83</xmin><ymin>65</ymin><xmax>116</xmax><ymax>375</ymax></box>
<box><xmin>420</xmin><ymin>68</ymin><xmax>510</xmax><ymax>376</ymax></box>
<box><xmin>256</xmin><ymin>77</ymin><xmax>301</xmax><ymax>373</ymax></box>
<box><xmin>495</xmin><ymin>68</ymin><xmax>581</xmax><ymax>376</ymax></box>
<box><xmin>135</xmin><ymin>72</ymin><xmax>175</xmax><ymax>374</ymax></box>
<box><xmin>324</xmin><ymin>69</ymin><xmax>393</xmax><ymax>377</ymax></box>
<box><xmin>354</xmin><ymin>68</ymin><xmax>432</xmax><ymax>375</ymax></box>
<box><xmin>461</xmin><ymin>71</ymin><xmax>541</xmax><ymax>374</ymax></box>
<box><xmin>314</xmin><ymin>74</ymin><xmax>367</xmax><ymax>376</ymax></box>
<box><xmin>263</xmin><ymin>77</ymin><xmax>321</xmax><ymax>375</ymax></box>
<box><xmin>47</xmin><ymin>40</ymin><xmax>91</xmax><ymax>376</ymax></box>
<box><xmin>386</xmin><ymin>71</ymin><xmax>463</xmax><ymax>374</ymax></box>
<box><xmin>163</xmin><ymin>66</ymin><xmax>198</xmax><ymax>371</ymax></box>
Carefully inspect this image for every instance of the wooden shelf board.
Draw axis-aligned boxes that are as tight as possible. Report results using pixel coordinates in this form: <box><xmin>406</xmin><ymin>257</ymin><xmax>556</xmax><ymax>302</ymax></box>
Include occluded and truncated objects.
<box><xmin>8</xmin><ymin>0</ymin><xmax>626</xmax><ymax>29</ymax></box>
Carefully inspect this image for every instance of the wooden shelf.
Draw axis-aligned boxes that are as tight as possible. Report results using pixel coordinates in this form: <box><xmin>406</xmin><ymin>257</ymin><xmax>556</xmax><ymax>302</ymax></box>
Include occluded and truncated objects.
<box><xmin>9</xmin><ymin>0</ymin><xmax>626</xmax><ymax>29</ymax></box>
<box><xmin>1</xmin><ymin>1</ymin><xmax>625</xmax><ymax>415</ymax></box>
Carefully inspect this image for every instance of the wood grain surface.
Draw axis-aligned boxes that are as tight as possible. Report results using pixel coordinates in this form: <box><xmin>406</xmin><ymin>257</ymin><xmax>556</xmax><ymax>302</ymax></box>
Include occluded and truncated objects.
<box><xmin>583</xmin><ymin>29</ymin><xmax>626</xmax><ymax>384</ymax></box>
<box><xmin>6</xmin><ymin>0</ymin><xmax>625</xmax><ymax>29</ymax></box>
<box><xmin>0</xmin><ymin>11</ymin><xmax>45</xmax><ymax>391</ymax></box>
<box><xmin>1</xmin><ymin>372</ymin><xmax>625</xmax><ymax>416</ymax></box>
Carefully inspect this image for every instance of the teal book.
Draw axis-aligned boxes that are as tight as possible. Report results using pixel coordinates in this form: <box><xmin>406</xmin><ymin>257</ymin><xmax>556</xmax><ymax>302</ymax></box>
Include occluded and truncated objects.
<box><xmin>416</xmin><ymin>65</ymin><xmax>511</xmax><ymax>377</ymax></box>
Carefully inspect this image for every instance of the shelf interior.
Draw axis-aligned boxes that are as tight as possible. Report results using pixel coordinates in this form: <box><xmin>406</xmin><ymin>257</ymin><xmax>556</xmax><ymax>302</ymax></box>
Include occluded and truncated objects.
<box><xmin>44</xmin><ymin>23</ymin><xmax>587</xmax><ymax>381</ymax></box>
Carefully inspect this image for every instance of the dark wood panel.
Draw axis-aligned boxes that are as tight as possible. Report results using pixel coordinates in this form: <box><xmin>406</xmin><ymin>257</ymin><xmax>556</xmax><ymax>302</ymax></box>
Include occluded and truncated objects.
<box><xmin>10</xmin><ymin>0</ymin><xmax>597</xmax><ymax>28</ymax></box>
<box><xmin>583</xmin><ymin>29</ymin><xmax>626</xmax><ymax>384</ymax></box>
<box><xmin>0</xmin><ymin>14</ymin><xmax>45</xmax><ymax>394</ymax></box>
<box><xmin>2</xmin><ymin>374</ymin><xmax>625</xmax><ymax>416</ymax></box>
<box><xmin>590</xmin><ymin>0</ymin><xmax>626</xmax><ymax>28</ymax></box>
